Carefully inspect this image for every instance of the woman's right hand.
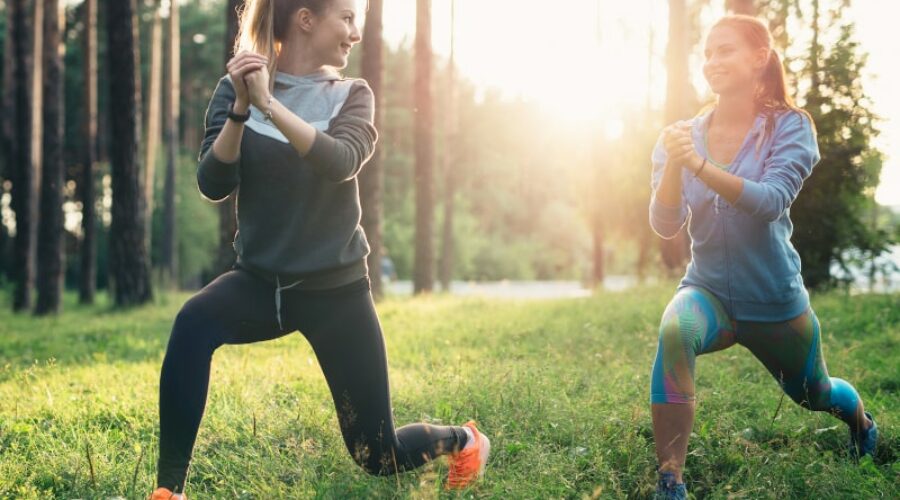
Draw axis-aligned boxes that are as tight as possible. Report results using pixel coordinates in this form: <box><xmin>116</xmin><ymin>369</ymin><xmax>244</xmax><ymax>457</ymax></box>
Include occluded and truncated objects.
<box><xmin>226</xmin><ymin>51</ymin><xmax>268</xmax><ymax>112</ymax></box>
<box><xmin>662</xmin><ymin>121</ymin><xmax>694</xmax><ymax>167</ymax></box>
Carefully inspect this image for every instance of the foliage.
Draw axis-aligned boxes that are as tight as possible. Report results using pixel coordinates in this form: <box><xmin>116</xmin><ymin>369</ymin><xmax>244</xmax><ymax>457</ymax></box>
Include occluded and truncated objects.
<box><xmin>149</xmin><ymin>153</ymin><xmax>219</xmax><ymax>288</ymax></box>
<box><xmin>1</xmin><ymin>0</ymin><xmax>896</xmax><ymax>291</ymax></box>
<box><xmin>789</xmin><ymin>4</ymin><xmax>894</xmax><ymax>289</ymax></box>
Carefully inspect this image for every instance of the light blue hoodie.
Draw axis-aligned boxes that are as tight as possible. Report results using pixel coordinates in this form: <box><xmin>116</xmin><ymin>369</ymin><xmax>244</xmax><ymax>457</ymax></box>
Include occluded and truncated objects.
<box><xmin>649</xmin><ymin>108</ymin><xmax>821</xmax><ymax>321</ymax></box>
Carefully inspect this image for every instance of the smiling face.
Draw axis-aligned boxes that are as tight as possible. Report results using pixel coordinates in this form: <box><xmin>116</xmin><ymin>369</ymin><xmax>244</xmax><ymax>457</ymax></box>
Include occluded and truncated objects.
<box><xmin>702</xmin><ymin>24</ymin><xmax>768</xmax><ymax>97</ymax></box>
<box><xmin>303</xmin><ymin>0</ymin><xmax>361</xmax><ymax>69</ymax></box>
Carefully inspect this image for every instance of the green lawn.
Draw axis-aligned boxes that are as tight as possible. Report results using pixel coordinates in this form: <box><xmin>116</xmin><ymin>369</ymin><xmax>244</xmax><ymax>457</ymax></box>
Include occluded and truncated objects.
<box><xmin>0</xmin><ymin>285</ymin><xmax>897</xmax><ymax>499</ymax></box>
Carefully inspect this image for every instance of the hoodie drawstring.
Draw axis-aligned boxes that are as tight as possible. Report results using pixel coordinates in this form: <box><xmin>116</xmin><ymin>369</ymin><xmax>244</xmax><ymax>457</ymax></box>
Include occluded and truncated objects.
<box><xmin>275</xmin><ymin>275</ymin><xmax>304</xmax><ymax>331</ymax></box>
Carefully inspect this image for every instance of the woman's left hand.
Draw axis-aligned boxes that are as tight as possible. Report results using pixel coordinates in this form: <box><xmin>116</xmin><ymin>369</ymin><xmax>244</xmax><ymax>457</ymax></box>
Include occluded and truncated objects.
<box><xmin>244</xmin><ymin>64</ymin><xmax>272</xmax><ymax>110</ymax></box>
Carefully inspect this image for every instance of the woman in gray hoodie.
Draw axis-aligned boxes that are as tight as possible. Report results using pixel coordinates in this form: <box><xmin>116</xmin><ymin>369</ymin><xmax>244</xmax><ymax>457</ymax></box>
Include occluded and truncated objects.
<box><xmin>151</xmin><ymin>1</ymin><xmax>489</xmax><ymax>497</ymax></box>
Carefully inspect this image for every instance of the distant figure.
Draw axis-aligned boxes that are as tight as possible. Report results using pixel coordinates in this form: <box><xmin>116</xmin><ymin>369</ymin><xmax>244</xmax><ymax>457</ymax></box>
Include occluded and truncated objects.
<box><xmin>646</xmin><ymin>15</ymin><xmax>877</xmax><ymax>500</ymax></box>
<box><xmin>150</xmin><ymin>1</ymin><xmax>488</xmax><ymax>498</ymax></box>
<box><xmin>381</xmin><ymin>247</ymin><xmax>397</xmax><ymax>283</ymax></box>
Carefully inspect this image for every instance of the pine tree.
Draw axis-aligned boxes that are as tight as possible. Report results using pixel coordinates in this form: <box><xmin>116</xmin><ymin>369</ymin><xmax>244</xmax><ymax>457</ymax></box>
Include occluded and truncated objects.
<box><xmin>791</xmin><ymin>1</ymin><xmax>889</xmax><ymax>288</ymax></box>
<box><xmin>107</xmin><ymin>0</ymin><xmax>153</xmax><ymax>305</ymax></box>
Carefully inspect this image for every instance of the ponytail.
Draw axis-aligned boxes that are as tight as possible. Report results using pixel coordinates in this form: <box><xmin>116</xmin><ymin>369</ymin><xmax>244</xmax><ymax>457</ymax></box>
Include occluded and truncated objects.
<box><xmin>711</xmin><ymin>15</ymin><xmax>815</xmax><ymax>142</ymax></box>
<box><xmin>234</xmin><ymin>0</ymin><xmax>333</xmax><ymax>90</ymax></box>
<box><xmin>757</xmin><ymin>49</ymin><xmax>789</xmax><ymax>112</ymax></box>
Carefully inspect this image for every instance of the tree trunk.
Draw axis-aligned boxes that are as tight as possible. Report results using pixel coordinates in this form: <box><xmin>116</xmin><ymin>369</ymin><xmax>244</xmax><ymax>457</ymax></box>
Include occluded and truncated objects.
<box><xmin>438</xmin><ymin>0</ymin><xmax>457</xmax><ymax>292</ymax></box>
<box><xmin>665</xmin><ymin>0</ymin><xmax>692</xmax><ymax>131</ymax></box>
<box><xmin>160</xmin><ymin>0</ymin><xmax>180</xmax><ymax>285</ymax></box>
<box><xmin>359</xmin><ymin>0</ymin><xmax>384</xmax><ymax>298</ymax></box>
<box><xmin>144</xmin><ymin>0</ymin><xmax>163</xmax><ymax>257</ymax></box>
<box><xmin>413</xmin><ymin>0</ymin><xmax>434</xmax><ymax>294</ymax></box>
<box><xmin>660</xmin><ymin>0</ymin><xmax>692</xmax><ymax>274</ymax></box>
<box><xmin>591</xmin><ymin>133</ymin><xmax>608</xmax><ymax>287</ymax></box>
<box><xmin>35</xmin><ymin>0</ymin><xmax>65</xmax><ymax>315</ymax></box>
<box><xmin>213</xmin><ymin>0</ymin><xmax>242</xmax><ymax>278</ymax></box>
<box><xmin>726</xmin><ymin>0</ymin><xmax>757</xmax><ymax>15</ymax></box>
<box><xmin>592</xmin><ymin>219</ymin><xmax>605</xmax><ymax>287</ymax></box>
<box><xmin>79</xmin><ymin>0</ymin><xmax>98</xmax><ymax>304</ymax></box>
<box><xmin>107</xmin><ymin>0</ymin><xmax>152</xmax><ymax>306</ymax></box>
<box><xmin>1</xmin><ymin>1</ymin><xmax>15</xmax><ymax>282</ymax></box>
<box><xmin>10</xmin><ymin>0</ymin><xmax>43</xmax><ymax>312</ymax></box>
<box><xmin>636</xmin><ymin>229</ymin><xmax>651</xmax><ymax>283</ymax></box>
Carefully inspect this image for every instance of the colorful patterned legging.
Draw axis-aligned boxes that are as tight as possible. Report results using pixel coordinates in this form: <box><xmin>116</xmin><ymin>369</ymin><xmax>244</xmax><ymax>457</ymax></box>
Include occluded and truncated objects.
<box><xmin>650</xmin><ymin>287</ymin><xmax>861</xmax><ymax>425</ymax></box>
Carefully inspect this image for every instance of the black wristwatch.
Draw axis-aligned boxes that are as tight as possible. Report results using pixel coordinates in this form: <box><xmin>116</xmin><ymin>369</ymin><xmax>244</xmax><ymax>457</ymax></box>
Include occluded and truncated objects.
<box><xmin>227</xmin><ymin>103</ymin><xmax>251</xmax><ymax>123</ymax></box>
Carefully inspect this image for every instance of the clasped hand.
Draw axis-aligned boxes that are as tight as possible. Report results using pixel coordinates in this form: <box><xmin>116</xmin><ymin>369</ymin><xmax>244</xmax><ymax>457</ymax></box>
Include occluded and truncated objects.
<box><xmin>225</xmin><ymin>51</ymin><xmax>272</xmax><ymax>111</ymax></box>
<box><xmin>662</xmin><ymin>122</ymin><xmax>704</xmax><ymax>173</ymax></box>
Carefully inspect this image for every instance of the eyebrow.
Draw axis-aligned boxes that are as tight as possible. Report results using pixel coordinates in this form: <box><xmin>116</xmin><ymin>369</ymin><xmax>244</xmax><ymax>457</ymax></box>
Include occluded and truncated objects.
<box><xmin>705</xmin><ymin>42</ymin><xmax>736</xmax><ymax>55</ymax></box>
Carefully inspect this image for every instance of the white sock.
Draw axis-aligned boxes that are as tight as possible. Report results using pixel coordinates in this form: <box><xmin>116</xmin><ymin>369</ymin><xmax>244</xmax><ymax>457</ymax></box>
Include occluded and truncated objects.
<box><xmin>462</xmin><ymin>427</ymin><xmax>476</xmax><ymax>450</ymax></box>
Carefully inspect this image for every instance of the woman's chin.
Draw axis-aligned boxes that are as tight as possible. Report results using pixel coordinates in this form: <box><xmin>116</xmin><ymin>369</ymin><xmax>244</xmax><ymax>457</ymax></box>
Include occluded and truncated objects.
<box><xmin>330</xmin><ymin>54</ymin><xmax>349</xmax><ymax>69</ymax></box>
<box><xmin>709</xmin><ymin>80</ymin><xmax>753</xmax><ymax>99</ymax></box>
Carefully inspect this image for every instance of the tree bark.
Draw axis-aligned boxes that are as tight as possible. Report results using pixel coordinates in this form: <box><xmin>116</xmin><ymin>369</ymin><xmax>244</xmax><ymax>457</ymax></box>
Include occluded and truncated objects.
<box><xmin>438</xmin><ymin>0</ymin><xmax>457</xmax><ymax>292</ymax></box>
<box><xmin>35</xmin><ymin>0</ymin><xmax>65</xmax><ymax>315</ymax></box>
<box><xmin>10</xmin><ymin>0</ymin><xmax>43</xmax><ymax>311</ymax></box>
<box><xmin>359</xmin><ymin>0</ymin><xmax>384</xmax><ymax>298</ymax></box>
<box><xmin>143</xmin><ymin>0</ymin><xmax>163</xmax><ymax>257</ymax></box>
<box><xmin>592</xmin><ymin>218</ymin><xmax>605</xmax><ymax>287</ymax></box>
<box><xmin>726</xmin><ymin>0</ymin><xmax>757</xmax><ymax>15</ymax></box>
<box><xmin>107</xmin><ymin>0</ymin><xmax>152</xmax><ymax>306</ymax></box>
<box><xmin>79</xmin><ymin>0</ymin><xmax>98</xmax><ymax>304</ymax></box>
<box><xmin>660</xmin><ymin>0</ymin><xmax>692</xmax><ymax>274</ymax></box>
<box><xmin>413</xmin><ymin>0</ymin><xmax>434</xmax><ymax>294</ymax></box>
<box><xmin>160</xmin><ymin>0</ymin><xmax>180</xmax><ymax>284</ymax></box>
<box><xmin>1</xmin><ymin>1</ymin><xmax>16</xmax><ymax>282</ymax></box>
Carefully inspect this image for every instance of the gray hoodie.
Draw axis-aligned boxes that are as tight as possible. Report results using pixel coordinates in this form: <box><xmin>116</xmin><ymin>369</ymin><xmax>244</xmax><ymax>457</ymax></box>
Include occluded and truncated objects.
<box><xmin>197</xmin><ymin>70</ymin><xmax>378</xmax><ymax>289</ymax></box>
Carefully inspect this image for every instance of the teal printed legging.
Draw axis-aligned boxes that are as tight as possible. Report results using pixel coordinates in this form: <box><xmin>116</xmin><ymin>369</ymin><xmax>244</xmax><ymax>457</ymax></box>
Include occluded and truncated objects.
<box><xmin>650</xmin><ymin>287</ymin><xmax>861</xmax><ymax>424</ymax></box>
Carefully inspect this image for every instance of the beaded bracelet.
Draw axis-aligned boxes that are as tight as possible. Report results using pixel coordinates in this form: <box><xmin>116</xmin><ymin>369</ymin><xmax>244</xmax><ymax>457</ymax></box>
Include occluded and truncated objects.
<box><xmin>263</xmin><ymin>95</ymin><xmax>274</xmax><ymax>122</ymax></box>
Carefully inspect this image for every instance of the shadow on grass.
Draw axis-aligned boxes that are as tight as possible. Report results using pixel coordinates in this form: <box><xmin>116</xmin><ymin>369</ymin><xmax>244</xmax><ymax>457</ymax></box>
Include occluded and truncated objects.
<box><xmin>0</xmin><ymin>289</ymin><xmax>186</xmax><ymax>378</ymax></box>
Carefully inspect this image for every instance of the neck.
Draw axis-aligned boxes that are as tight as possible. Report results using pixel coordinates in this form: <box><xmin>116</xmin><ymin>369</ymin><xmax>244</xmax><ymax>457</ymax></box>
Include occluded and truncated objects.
<box><xmin>276</xmin><ymin>41</ymin><xmax>325</xmax><ymax>77</ymax></box>
<box><xmin>715</xmin><ymin>88</ymin><xmax>757</xmax><ymax>126</ymax></box>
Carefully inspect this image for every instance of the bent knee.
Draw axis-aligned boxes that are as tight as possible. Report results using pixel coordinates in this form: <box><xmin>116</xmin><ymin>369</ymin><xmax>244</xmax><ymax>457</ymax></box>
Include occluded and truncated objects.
<box><xmin>657</xmin><ymin>314</ymin><xmax>692</xmax><ymax>353</ymax></box>
<box><xmin>168</xmin><ymin>297</ymin><xmax>223</xmax><ymax>350</ymax></box>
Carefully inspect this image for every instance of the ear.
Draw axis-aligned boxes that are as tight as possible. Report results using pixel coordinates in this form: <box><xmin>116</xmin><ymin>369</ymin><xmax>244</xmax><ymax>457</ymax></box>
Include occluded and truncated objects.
<box><xmin>296</xmin><ymin>7</ymin><xmax>317</xmax><ymax>33</ymax></box>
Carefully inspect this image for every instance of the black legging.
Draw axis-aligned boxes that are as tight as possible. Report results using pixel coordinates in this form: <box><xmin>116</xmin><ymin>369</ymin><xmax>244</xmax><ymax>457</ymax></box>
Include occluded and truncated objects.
<box><xmin>156</xmin><ymin>268</ymin><xmax>468</xmax><ymax>491</ymax></box>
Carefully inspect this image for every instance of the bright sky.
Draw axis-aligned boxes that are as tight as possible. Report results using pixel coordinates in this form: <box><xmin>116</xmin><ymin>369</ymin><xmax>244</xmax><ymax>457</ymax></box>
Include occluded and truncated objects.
<box><xmin>378</xmin><ymin>0</ymin><xmax>900</xmax><ymax>206</ymax></box>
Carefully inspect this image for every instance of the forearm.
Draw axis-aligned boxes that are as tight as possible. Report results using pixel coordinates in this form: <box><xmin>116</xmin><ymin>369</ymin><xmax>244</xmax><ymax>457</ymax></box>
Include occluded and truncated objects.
<box><xmin>210</xmin><ymin>98</ymin><xmax>249</xmax><ymax>163</ymax></box>
<box><xmin>264</xmin><ymin>96</ymin><xmax>317</xmax><ymax>157</ymax></box>
<box><xmin>649</xmin><ymin>160</ymin><xmax>689</xmax><ymax>238</ymax></box>
<box><xmin>693</xmin><ymin>162</ymin><xmax>744</xmax><ymax>205</ymax></box>
<box><xmin>655</xmin><ymin>160</ymin><xmax>683</xmax><ymax>207</ymax></box>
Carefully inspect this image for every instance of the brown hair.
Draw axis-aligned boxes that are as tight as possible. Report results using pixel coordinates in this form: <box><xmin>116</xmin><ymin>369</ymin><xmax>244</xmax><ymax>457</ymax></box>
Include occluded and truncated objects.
<box><xmin>234</xmin><ymin>0</ymin><xmax>334</xmax><ymax>87</ymax></box>
<box><xmin>709</xmin><ymin>15</ymin><xmax>814</xmax><ymax>141</ymax></box>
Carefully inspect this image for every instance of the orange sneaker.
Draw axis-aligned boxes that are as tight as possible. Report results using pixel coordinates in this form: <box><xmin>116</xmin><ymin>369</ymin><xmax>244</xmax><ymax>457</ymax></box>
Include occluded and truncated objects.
<box><xmin>445</xmin><ymin>421</ymin><xmax>490</xmax><ymax>489</ymax></box>
<box><xmin>149</xmin><ymin>487</ymin><xmax>187</xmax><ymax>500</ymax></box>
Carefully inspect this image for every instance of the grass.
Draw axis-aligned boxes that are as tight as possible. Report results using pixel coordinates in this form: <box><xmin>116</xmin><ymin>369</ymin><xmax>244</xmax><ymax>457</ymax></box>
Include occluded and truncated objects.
<box><xmin>0</xmin><ymin>284</ymin><xmax>897</xmax><ymax>499</ymax></box>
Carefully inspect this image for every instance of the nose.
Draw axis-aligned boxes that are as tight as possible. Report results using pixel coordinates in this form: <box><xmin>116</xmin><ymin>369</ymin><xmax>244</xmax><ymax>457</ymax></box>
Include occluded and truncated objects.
<box><xmin>350</xmin><ymin>24</ymin><xmax>361</xmax><ymax>44</ymax></box>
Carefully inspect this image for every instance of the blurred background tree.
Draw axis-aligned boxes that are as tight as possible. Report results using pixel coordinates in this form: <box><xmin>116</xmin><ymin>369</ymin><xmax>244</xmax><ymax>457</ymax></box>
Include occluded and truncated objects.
<box><xmin>0</xmin><ymin>0</ymin><xmax>895</xmax><ymax>312</ymax></box>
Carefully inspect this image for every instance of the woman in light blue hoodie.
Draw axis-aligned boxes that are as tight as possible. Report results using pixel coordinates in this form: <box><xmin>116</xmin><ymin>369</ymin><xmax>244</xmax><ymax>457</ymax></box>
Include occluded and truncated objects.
<box><xmin>647</xmin><ymin>15</ymin><xmax>877</xmax><ymax>499</ymax></box>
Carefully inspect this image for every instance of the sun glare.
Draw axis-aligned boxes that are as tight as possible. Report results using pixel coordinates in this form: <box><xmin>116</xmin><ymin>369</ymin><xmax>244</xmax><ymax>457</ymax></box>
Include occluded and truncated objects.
<box><xmin>381</xmin><ymin>0</ymin><xmax>667</xmax><ymax>129</ymax></box>
<box><xmin>375</xmin><ymin>1</ymin><xmax>899</xmax><ymax>205</ymax></box>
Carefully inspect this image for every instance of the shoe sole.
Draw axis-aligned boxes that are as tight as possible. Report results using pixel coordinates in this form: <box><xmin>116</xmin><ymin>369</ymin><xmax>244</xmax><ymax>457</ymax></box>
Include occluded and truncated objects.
<box><xmin>476</xmin><ymin>431</ymin><xmax>491</xmax><ymax>478</ymax></box>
